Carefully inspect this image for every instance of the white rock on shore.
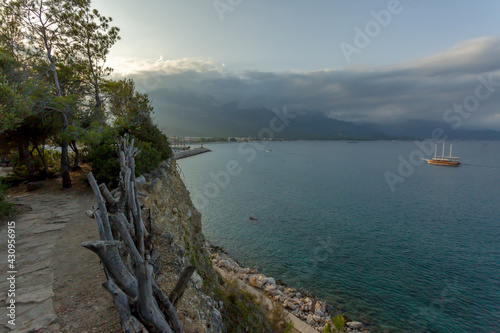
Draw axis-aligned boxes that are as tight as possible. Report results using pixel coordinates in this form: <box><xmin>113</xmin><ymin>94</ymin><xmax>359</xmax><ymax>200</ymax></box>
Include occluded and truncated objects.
<box><xmin>346</xmin><ymin>321</ymin><xmax>363</xmax><ymax>330</ymax></box>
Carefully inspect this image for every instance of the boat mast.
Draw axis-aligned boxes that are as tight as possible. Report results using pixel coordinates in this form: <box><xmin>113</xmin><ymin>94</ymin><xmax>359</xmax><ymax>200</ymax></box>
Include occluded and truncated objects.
<box><xmin>442</xmin><ymin>142</ymin><xmax>445</xmax><ymax>157</ymax></box>
<box><xmin>450</xmin><ymin>143</ymin><xmax>453</xmax><ymax>157</ymax></box>
<box><xmin>434</xmin><ymin>144</ymin><xmax>437</xmax><ymax>158</ymax></box>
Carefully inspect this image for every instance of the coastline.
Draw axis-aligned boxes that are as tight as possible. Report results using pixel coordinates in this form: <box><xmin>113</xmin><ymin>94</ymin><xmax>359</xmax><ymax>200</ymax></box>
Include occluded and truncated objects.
<box><xmin>207</xmin><ymin>243</ymin><xmax>368</xmax><ymax>333</ymax></box>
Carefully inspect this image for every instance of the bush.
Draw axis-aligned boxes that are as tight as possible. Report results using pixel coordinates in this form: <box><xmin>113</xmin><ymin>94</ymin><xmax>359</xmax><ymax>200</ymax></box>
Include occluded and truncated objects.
<box><xmin>332</xmin><ymin>314</ymin><xmax>346</xmax><ymax>332</ymax></box>
<box><xmin>119</xmin><ymin>121</ymin><xmax>171</xmax><ymax>161</ymax></box>
<box><xmin>5</xmin><ymin>146</ymin><xmax>60</xmax><ymax>183</ymax></box>
<box><xmin>0</xmin><ymin>180</ymin><xmax>13</xmax><ymax>218</ymax></box>
<box><xmin>135</xmin><ymin>140</ymin><xmax>162</xmax><ymax>175</ymax></box>
<box><xmin>211</xmin><ymin>280</ymin><xmax>293</xmax><ymax>333</ymax></box>
<box><xmin>87</xmin><ymin>130</ymin><xmax>120</xmax><ymax>186</ymax></box>
<box><xmin>88</xmin><ymin>130</ymin><xmax>170</xmax><ymax>187</ymax></box>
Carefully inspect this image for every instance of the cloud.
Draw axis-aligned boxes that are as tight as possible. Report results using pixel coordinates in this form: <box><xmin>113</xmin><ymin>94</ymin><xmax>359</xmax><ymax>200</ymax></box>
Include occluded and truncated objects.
<box><xmin>110</xmin><ymin>37</ymin><xmax>500</xmax><ymax>133</ymax></box>
<box><xmin>108</xmin><ymin>57</ymin><xmax>225</xmax><ymax>76</ymax></box>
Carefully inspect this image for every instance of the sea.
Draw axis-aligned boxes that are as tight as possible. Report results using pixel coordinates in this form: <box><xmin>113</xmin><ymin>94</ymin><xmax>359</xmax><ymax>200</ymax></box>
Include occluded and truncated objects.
<box><xmin>177</xmin><ymin>140</ymin><xmax>500</xmax><ymax>333</ymax></box>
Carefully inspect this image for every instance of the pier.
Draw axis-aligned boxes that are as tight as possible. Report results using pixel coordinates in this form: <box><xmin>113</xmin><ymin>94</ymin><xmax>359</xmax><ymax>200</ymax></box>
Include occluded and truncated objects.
<box><xmin>173</xmin><ymin>147</ymin><xmax>211</xmax><ymax>160</ymax></box>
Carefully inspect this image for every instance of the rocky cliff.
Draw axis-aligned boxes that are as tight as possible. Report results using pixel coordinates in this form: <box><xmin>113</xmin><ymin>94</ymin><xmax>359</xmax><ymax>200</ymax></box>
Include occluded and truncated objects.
<box><xmin>139</xmin><ymin>159</ymin><xmax>223</xmax><ymax>333</ymax></box>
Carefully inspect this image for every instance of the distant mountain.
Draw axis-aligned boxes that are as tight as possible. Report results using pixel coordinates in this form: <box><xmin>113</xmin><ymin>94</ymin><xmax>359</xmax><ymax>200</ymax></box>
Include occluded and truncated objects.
<box><xmin>158</xmin><ymin>104</ymin><xmax>390</xmax><ymax>139</ymax></box>
<box><xmin>277</xmin><ymin>112</ymin><xmax>389</xmax><ymax>140</ymax></box>
<box><xmin>378</xmin><ymin>120</ymin><xmax>500</xmax><ymax>140</ymax></box>
<box><xmin>152</xmin><ymin>89</ymin><xmax>500</xmax><ymax>140</ymax></box>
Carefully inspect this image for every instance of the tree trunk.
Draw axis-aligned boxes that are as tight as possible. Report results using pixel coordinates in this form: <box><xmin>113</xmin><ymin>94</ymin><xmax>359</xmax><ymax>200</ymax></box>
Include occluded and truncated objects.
<box><xmin>61</xmin><ymin>141</ymin><xmax>72</xmax><ymax>188</ymax></box>
<box><xmin>19</xmin><ymin>138</ymin><xmax>34</xmax><ymax>179</ymax></box>
<box><xmin>69</xmin><ymin>140</ymin><xmax>80</xmax><ymax>170</ymax></box>
<box><xmin>61</xmin><ymin>112</ymin><xmax>72</xmax><ymax>188</ymax></box>
<box><xmin>34</xmin><ymin>145</ymin><xmax>49</xmax><ymax>179</ymax></box>
<box><xmin>87</xmin><ymin>47</ymin><xmax>105</xmax><ymax>125</ymax></box>
<box><xmin>41</xmin><ymin>21</ymin><xmax>71</xmax><ymax>188</ymax></box>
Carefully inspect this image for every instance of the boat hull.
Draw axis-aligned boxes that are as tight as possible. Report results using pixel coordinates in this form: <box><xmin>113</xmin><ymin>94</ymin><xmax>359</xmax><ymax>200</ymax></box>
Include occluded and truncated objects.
<box><xmin>424</xmin><ymin>159</ymin><xmax>461</xmax><ymax>166</ymax></box>
<box><xmin>427</xmin><ymin>161</ymin><xmax>461</xmax><ymax>167</ymax></box>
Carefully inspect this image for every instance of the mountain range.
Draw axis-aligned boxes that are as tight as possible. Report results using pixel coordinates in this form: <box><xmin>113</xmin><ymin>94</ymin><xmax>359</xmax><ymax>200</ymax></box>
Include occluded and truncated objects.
<box><xmin>154</xmin><ymin>100</ymin><xmax>500</xmax><ymax>140</ymax></box>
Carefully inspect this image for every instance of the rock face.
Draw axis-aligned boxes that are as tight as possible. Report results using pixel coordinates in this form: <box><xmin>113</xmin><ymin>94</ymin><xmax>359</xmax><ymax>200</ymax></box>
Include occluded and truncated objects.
<box><xmin>140</xmin><ymin>160</ymin><xmax>222</xmax><ymax>333</ymax></box>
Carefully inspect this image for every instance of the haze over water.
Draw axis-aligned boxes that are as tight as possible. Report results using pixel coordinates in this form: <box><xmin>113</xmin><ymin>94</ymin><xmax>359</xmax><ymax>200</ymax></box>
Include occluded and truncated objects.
<box><xmin>178</xmin><ymin>141</ymin><xmax>500</xmax><ymax>333</ymax></box>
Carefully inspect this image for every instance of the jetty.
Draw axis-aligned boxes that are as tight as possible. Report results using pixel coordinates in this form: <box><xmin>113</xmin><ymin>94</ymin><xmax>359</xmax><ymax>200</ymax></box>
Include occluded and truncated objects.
<box><xmin>173</xmin><ymin>147</ymin><xmax>211</xmax><ymax>160</ymax></box>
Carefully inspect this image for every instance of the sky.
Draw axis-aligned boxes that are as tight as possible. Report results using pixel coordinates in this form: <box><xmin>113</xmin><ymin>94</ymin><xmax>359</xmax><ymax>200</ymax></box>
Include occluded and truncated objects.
<box><xmin>91</xmin><ymin>0</ymin><xmax>500</xmax><ymax>132</ymax></box>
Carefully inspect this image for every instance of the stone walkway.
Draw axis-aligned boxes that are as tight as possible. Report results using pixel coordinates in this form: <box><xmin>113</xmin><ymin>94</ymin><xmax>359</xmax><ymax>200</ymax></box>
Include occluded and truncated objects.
<box><xmin>1</xmin><ymin>193</ymin><xmax>81</xmax><ymax>333</ymax></box>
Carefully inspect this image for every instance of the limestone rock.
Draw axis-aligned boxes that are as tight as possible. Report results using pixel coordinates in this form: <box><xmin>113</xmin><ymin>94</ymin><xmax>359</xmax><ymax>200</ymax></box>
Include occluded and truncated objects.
<box><xmin>346</xmin><ymin>321</ymin><xmax>363</xmax><ymax>330</ymax></box>
<box><xmin>284</xmin><ymin>299</ymin><xmax>298</xmax><ymax>311</ymax></box>
<box><xmin>315</xmin><ymin>300</ymin><xmax>326</xmax><ymax>313</ymax></box>
<box><xmin>191</xmin><ymin>271</ymin><xmax>203</xmax><ymax>289</ymax></box>
<box><xmin>264</xmin><ymin>284</ymin><xmax>277</xmax><ymax>292</ymax></box>
<box><xmin>301</xmin><ymin>302</ymin><xmax>313</xmax><ymax>312</ymax></box>
<box><xmin>262</xmin><ymin>277</ymin><xmax>275</xmax><ymax>285</ymax></box>
<box><xmin>217</xmin><ymin>260</ymin><xmax>232</xmax><ymax>270</ymax></box>
<box><xmin>237</xmin><ymin>267</ymin><xmax>251</xmax><ymax>274</ymax></box>
<box><xmin>84</xmin><ymin>210</ymin><xmax>94</xmax><ymax>218</ymax></box>
<box><xmin>249</xmin><ymin>276</ymin><xmax>264</xmax><ymax>289</ymax></box>
<box><xmin>314</xmin><ymin>309</ymin><xmax>324</xmax><ymax>317</ymax></box>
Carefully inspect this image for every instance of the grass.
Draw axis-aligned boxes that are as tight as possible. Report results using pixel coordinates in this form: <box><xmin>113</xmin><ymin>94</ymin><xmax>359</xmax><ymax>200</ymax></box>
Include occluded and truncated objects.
<box><xmin>212</xmin><ymin>279</ymin><xmax>294</xmax><ymax>333</ymax></box>
<box><xmin>0</xmin><ymin>179</ymin><xmax>14</xmax><ymax>223</ymax></box>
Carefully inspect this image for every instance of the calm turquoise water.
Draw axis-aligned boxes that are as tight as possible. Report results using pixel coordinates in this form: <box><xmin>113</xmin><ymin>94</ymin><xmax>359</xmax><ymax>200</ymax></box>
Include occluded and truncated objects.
<box><xmin>178</xmin><ymin>141</ymin><xmax>500</xmax><ymax>333</ymax></box>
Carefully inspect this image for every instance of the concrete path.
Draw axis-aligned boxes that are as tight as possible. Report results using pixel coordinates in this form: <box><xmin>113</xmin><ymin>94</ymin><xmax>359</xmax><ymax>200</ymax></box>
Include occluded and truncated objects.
<box><xmin>0</xmin><ymin>193</ymin><xmax>81</xmax><ymax>333</ymax></box>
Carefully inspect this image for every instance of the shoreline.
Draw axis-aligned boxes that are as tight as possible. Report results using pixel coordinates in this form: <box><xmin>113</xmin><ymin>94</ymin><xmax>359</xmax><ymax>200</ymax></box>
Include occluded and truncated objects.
<box><xmin>207</xmin><ymin>243</ymin><xmax>368</xmax><ymax>333</ymax></box>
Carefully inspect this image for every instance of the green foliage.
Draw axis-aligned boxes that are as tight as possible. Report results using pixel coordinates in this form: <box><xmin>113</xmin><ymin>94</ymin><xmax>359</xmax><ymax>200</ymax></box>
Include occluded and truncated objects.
<box><xmin>87</xmin><ymin>125</ymin><xmax>170</xmax><ymax>186</ymax></box>
<box><xmin>270</xmin><ymin>303</ymin><xmax>295</xmax><ymax>333</ymax></box>
<box><xmin>218</xmin><ymin>282</ymin><xmax>272</xmax><ymax>332</ymax></box>
<box><xmin>87</xmin><ymin>128</ymin><xmax>120</xmax><ymax>186</ymax></box>
<box><xmin>283</xmin><ymin>321</ymin><xmax>295</xmax><ymax>333</ymax></box>
<box><xmin>0</xmin><ymin>1</ymin><xmax>171</xmax><ymax>188</ymax></box>
<box><xmin>103</xmin><ymin>79</ymin><xmax>153</xmax><ymax>125</ymax></box>
<box><xmin>120</xmin><ymin>121</ymin><xmax>171</xmax><ymax>161</ymax></box>
<box><xmin>4</xmin><ymin>144</ymin><xmax>60</xmax><ymax>182</ymax></box>
<box><xmin>0</xmin><ymin>180</ymin><xmax>13</xmax><ymax>218</ymax></box>
<box><xmin>332</xmin><ymin>314</ymin><xmax>346</xmax><ymax>332</ymax></box>
<box><xmin>210</xmin><ymin>280</ymin><xmax>294</xmax><ymax>333</ymax></box>
<box><xmin>0</xmin><ymin>50</ymin><xmax>35</xmax><ymax>134</ymax></box>
<box><xmin>33</xmin><ymin>148</ymin><xmax>60</xmax><ymax>175</ymax></box>
<box><xmin>134</xmin><ymin>140</ymin><xmax>161</xmax><ymax>175</ymax></box>
<box><xmin>323</xmin><ymin>322</ymin><xmax>332</xmax><ymax>333</ymax></box>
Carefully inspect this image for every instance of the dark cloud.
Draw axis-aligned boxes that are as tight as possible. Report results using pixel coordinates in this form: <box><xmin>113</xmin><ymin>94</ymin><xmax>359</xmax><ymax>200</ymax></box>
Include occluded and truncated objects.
<box><xmin>115</xmin><ymin>37</ymin><xmax>500</xmax><ymax>135</ymax></box>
